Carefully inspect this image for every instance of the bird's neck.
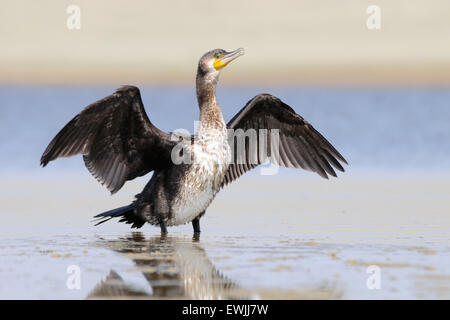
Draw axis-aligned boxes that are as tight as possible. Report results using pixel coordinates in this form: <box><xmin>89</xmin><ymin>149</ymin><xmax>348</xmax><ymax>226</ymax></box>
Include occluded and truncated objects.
<box><xmin>196</xmin><ymin>70</ymin><xmax>225</xmax><ymax>130</ymax></box>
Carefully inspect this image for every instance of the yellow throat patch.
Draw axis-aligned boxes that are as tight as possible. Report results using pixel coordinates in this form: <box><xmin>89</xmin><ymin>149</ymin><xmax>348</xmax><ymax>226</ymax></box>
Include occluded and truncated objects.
<box><xmin>213</xmin><ymin>58</ymin><xmax>229</xmax><ymax>71</ymax></box>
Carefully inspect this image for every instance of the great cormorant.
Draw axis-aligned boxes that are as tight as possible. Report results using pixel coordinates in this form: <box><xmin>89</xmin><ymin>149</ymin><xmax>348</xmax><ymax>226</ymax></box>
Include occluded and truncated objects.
<box><xmin>40</xmin><ymin>48</ymin><xmax>347</xmax><ymax>234</ymax></box>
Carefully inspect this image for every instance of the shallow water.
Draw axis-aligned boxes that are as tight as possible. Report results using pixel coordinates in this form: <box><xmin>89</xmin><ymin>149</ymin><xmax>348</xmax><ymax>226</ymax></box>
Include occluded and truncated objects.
<box><xmin>2</xmin><ymin>86</ymin><xmax>450</xmax><ymax>173</ymax></box>
<box><xmin>1</xmin><ymin>229</ymin><xmax>449</xmax><ymax>300</ymax></box>
<box><xmin>1</xmin><ymin>86</ymin><xmax>450</xmax><ymax>299</ymax></box>
<box><xmin>1</xmin><ymin>174</ymin><xmax>449</xmax><ymax>300</ymax></box>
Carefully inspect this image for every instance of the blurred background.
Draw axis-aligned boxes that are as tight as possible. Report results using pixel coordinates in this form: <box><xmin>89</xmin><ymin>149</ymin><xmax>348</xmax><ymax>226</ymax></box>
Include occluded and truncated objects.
<box><xmin>1</xmin><ymin>0</ymin><xmax>450</xmax><ymax>173</ymax></box>
<box><xmin>1</xmin><ymin>0</ymin><xmax>450</xmax><ymax>85</ymax></box>
<box><xmin>1</xmin><ymin>0</ymin><xmax>450</xmax><ymax>299</ymax></box>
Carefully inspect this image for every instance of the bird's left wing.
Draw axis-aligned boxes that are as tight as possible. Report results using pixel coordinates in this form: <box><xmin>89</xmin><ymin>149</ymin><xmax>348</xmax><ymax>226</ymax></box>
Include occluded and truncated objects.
<box><xmin>40</xmin><ymin>86</ymin><xmax>177</xmax><ymax>194</ymax></box>
<box><xmin>223</xmin><ymin>94</ymin><xmax>348</xmax><ymax>186</ymax></box>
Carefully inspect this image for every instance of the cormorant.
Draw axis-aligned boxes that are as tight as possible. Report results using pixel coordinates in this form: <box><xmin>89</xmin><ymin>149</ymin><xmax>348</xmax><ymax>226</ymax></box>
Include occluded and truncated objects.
<box><xmin>40</xmin><ymin>48</ymin><xmax>347</xmax><ymax>235</ymax></box>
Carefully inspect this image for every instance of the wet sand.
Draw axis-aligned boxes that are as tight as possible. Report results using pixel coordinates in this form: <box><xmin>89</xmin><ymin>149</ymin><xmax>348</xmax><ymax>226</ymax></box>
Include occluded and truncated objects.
<box><xmin>0</xmin><ymin>172</ymin><xmax>449</xmax><ymax>299</ymax></box>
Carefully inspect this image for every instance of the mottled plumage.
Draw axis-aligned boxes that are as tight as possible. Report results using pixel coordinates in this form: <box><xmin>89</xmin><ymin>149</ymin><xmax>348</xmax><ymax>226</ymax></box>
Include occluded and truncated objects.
<box><xmin>40</xmin><ymin>48</ymin><xmax>348</xmax><ymax>234</ymax></box>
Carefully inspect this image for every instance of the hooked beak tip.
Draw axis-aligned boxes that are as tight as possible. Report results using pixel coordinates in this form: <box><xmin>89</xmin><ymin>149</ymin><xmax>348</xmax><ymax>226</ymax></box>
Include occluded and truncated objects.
<box><xmin>223</xmin><ymin>48</ymin><xmax>245</xmax><ymax>63</ymax></box>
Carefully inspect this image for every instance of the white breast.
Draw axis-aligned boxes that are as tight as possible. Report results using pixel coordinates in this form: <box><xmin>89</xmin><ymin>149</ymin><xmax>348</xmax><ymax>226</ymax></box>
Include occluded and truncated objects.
<box><xmin>169</xmin><ymin>127</ymin><xmax>231</xmax><ymax>226</ymax></box>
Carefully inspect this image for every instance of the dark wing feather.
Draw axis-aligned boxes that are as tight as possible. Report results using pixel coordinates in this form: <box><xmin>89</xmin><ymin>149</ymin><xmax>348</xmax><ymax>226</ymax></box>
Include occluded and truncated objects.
<box><xmin>223</xmin><ymin>94</ymin><xmax>347</xmax><ymax>186</ymax></box>
<box><xmin>40</xmin><ymin>86</ymin><xmax>176</xmax><ymax>193</ymax></box>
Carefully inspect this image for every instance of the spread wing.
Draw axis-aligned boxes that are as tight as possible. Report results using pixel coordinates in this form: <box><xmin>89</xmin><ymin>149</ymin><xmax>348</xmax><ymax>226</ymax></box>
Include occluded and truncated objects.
<box><xmin>223</xmin><ymin>94</ymin><xmax>348</xmax><ymax>186</ymax></box>
<box><xmin>40</xmin><ymin>86</ymin><xmax>176</xmax><ymax>194</ymax></box>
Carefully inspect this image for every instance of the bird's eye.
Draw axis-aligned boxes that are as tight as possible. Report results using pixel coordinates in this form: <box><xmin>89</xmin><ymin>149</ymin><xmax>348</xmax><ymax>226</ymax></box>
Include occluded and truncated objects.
<box><xmin>215</xmin><ymin>53</ymin><xmax>220</xmax><ymax>59</ymax></box>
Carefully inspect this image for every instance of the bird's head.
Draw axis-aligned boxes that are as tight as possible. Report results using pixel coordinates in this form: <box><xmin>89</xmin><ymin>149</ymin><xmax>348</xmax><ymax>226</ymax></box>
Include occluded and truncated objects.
<box><xmin>197</xmin><ymin>48</ymin><xmax>245</xmax><ymax>79</ymax></box>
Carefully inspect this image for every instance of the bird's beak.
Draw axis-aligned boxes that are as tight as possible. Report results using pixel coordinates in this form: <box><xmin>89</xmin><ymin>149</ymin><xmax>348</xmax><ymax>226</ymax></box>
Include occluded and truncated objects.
<box><xmin>214</xmin><ymin>48</ymin><xmax>245</xmax><ymax>71</ymax></box>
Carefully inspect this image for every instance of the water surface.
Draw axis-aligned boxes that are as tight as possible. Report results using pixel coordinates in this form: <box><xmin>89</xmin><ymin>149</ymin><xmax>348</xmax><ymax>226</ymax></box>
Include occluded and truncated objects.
<box><xmin>0</xmin><ymin>86</ymin><xmax>449</xmax><ymax>299</ymax></box>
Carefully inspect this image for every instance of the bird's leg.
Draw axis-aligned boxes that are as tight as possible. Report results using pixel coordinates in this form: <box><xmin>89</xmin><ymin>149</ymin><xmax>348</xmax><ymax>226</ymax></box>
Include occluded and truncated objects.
<box><xmin>192</xmin><ymin>217</ymin><xmax>201</xmax><ymax>233</ymax></box>
<box><xmin>192</xmin><ymin>216</ymin><xmax>202</xmax><ymax>241</ymax></box>
<box><xmin>160</xmin><ymin>221</ymin><xmax>168</xmax><ymax>234</ymax></box>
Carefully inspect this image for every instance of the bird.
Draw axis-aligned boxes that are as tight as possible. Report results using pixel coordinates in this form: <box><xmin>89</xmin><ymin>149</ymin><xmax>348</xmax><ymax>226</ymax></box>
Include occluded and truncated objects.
<box><xmin>40</xmin><ymin>48</ymin><xmax>348</xmax><ymax>235</ymax></box>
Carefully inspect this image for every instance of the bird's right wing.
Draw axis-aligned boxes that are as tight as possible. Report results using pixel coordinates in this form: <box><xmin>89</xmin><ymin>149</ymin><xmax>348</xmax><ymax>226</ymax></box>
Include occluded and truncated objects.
<box><xmin>40</xmin><ymin>86</ymin><xmax>177</xmax><ymax>194</ymax></box>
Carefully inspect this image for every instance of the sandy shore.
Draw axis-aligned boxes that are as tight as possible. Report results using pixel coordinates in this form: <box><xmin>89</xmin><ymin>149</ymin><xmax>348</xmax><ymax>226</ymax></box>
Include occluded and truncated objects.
<box><xmin>1</xmin><ymin>0</ymin><xmax>450</xmax><ymax>85</ymax></box>
<box><xmin>2</xmin><ymin>172</ymin><xmax>449</xmax><ymax>244</ymax></box>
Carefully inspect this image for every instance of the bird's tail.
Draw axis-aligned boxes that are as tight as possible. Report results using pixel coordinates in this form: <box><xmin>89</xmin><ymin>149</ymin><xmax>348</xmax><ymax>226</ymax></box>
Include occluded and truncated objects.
<box><xmin>93</xmin><ymin>205</ymin><xmax>146</xmax><ymax>228</ymax></box>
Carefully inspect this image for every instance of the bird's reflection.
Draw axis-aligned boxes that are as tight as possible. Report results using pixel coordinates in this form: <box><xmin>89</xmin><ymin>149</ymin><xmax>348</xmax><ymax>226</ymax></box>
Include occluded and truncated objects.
<box><xmin>88</xmin><ymin>233</ymin><xmax>248</xmax><ymax>299</ymax></box>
